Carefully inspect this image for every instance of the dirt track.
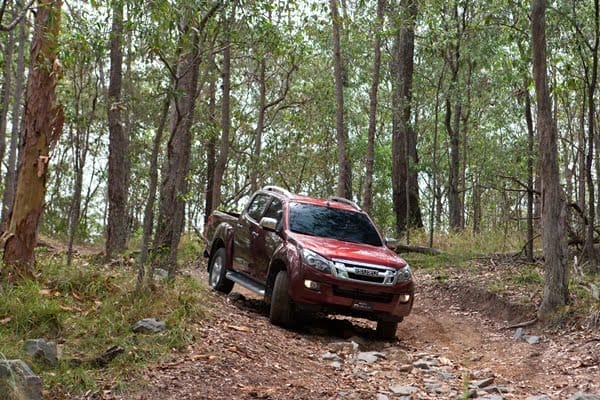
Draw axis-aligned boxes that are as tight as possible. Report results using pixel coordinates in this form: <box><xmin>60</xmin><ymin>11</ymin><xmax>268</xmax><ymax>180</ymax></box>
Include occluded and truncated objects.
<box><xmin>124</xmin><ymin>269</ymin><xmax>600</xmax><ymax>399</ymax></box>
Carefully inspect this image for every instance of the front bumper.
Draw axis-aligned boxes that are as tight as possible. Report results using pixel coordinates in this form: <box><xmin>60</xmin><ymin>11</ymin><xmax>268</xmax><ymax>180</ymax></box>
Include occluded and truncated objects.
<box><xmin>288</xmin><ymin>265</ymin><xmax>414</xmax><ymax>322</ymax></box>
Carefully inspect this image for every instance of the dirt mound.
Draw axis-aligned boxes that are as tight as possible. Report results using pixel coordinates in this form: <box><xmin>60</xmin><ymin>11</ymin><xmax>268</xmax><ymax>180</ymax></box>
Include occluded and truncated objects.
<box><xmin>436</xmin><ymin>281</ymin><xmax>537</xmax><ymax>324</ymax></box>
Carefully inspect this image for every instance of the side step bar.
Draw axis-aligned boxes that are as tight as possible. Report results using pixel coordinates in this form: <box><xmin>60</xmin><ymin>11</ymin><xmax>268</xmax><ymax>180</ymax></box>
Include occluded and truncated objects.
<box><xmin>225</xmin><ymin>270</ymin><xmax>266</xmax><ymax>296</ymax></box>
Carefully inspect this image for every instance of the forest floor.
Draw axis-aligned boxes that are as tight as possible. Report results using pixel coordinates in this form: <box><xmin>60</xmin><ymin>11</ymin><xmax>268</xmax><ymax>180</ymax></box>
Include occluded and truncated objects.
<box><xmin>114</xmin><ymin>259</ymin><xmax>600</xmax><ymax>400</ymax></box>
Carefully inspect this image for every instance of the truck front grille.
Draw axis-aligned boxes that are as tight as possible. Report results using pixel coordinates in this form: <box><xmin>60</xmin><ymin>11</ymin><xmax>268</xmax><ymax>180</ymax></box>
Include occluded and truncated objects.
<box><xmin>333</xmin><ymin>286</ymin><xmax>394</xmax><ymax>303</ymax></box>
<box><xmin>331</xmin><ymin>259</ymin><xmax>397</xmax><ymax>286</ymax></box>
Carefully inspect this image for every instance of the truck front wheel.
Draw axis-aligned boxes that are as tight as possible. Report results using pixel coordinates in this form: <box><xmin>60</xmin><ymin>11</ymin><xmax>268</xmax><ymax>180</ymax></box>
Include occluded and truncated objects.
<box><xmin>376</xmin><ymin>320</ymin><xmax>399</xmax><ymax>340</ymax></box>
<box><xmin>208</xmin><ymin>248</ymin><xmax>234</xmax><ymax>294</ymax></box>
<box><xmin>269</xmin><ymin>270</ymin><xmax>295</xmax><ymax>328</ymax></box>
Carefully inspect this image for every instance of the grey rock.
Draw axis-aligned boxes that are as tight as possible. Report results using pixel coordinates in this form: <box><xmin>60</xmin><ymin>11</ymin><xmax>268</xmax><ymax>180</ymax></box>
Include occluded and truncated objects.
<box><xmin>356</xmin><ymin>351</ymin><xmax>385</xmax><ymax>364</ymax></box>
<box><xmin>331</xmin><ymin>361</ymin><xmax>342</xmax><ymax>370</ymax></box>
<box><xmin>425</xmin><ymin>382</ymin><xmax>444</xmax><ymax>393</ymax></box>
<box><xmin>524</xmin><ymin>335</ymin><xmax>541</xmax><ymax>345</ymax></box>
<box><xmin>471</xmin><ymin>377</ymin><xmax>495</xmax><ymax>389</ymax></box>
<box><xmin>390</xmin><ymin>384</ymin><xmax>418</xmax><ymax>396</ymax></box>
<box><xmin>376</xmin><ymin>394</ymin><xmax>389</xmax><ymax>400</ymax></box>
<box><xmin>153</xmin><ymin>268</ymin><xmax>169</xmax><ymax>280</ymax></box>
<box><xmin>437</xmin><ymin>371</ymin><xmax>457</xmax><ymax>380</ymax></box>
<box><xmin>132</xmin><ymin>318</ymin><xmax>166</xmax><ymax>334</ymax></box>
<box><xmin>322</xmin><ymin>351</ymin><xmax>342</xmax><ymax>361</ymax></box>
<box><xmin>413</xmin><ymin>357</ymin><xmax>438</xmax><ymax>370</ymax></box>
<box><xmin>24</xmin><ymin>338</ymin><xmax>58</xmax><ymax>366</ymax></box>
<box><xmin>513</xmin><ymin>327</ymin><xmax>525</xmax><ymax>339</ymax></box>
<box><xmin>397</xmin><ymin>364</ymin><xmax>413</xmax><ymax>372</ymax></box>
<box><xmin>485</xmin><ymin>385</ymin><xmax>514</xmax><ymax>394</ymax></box>
<box><xmin>569</xmin><ymin>393</ymin><xmax>600</xmax><ymax>400</ymax></box>
<box><xmin>478</xmin><ymin>395</ymin><xmax>504</xmax><ymax>400</ymax></box>
<box><xmin>526</xmin><ymin>396</ymin><xmax>551</xmax><ymax>400</ymax></box>
<box><xmin>0</xmin><ymin>359</ymin><xmax>43</xmax><ymax>400</ymax></box>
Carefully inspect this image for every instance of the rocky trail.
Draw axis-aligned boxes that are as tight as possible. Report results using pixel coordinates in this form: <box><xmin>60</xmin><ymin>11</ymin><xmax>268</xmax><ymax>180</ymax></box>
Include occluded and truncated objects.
<box><xmin>122</xmin><ymin>268</ymin><xmax>600</xmax><ymax>400</ymax></box>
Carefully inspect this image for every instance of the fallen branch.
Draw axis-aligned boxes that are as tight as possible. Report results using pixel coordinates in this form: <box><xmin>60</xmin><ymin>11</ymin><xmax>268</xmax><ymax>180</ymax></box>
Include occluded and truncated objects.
<box><xmin>503</xmin><ymin>317</ymin><xmax>538</xmax><ymax>330</ymax></box>
<box><xmin>392</xmin><ymin>244</ymin><xmax>442</xmax><ymax>256</ymax></box>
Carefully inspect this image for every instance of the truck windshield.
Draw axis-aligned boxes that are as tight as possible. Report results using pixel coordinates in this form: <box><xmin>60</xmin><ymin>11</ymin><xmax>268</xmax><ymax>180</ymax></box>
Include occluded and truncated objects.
<box><xmin>289</xmin><ymin>203</ymin><xmax>383</xmax><ymax>246</ymax></box>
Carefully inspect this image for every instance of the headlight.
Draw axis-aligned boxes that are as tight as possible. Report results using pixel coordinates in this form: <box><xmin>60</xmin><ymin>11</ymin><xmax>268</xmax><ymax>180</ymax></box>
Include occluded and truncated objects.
<box><xmin>396</xmin><ymin>264</ymin><xmax>412</xmax><ymax>283</ymax></box>
<box><xmin>301</xmin><ymin>248</ymin><xmax>333</xmax><ymax>273</ymax></box>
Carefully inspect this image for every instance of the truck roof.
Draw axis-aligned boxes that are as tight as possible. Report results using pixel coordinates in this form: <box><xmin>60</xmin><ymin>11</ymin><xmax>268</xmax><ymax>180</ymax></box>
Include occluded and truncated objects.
<box><xmin>262</xmin><ymin>185</ymin><xmax>362</xmax><ymax>213</ymax></box>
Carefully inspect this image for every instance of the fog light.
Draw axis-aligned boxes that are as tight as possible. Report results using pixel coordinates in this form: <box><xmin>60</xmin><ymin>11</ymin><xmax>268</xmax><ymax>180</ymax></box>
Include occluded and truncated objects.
<box><xmin>304</xmin><ymin>280</ymin><xmax>321</xmax><ymax>290</ymax></box>
<box><xmin>399</xmin><ymin>294</ymin><xmax>411</xmax><ymax>303</ymax></box>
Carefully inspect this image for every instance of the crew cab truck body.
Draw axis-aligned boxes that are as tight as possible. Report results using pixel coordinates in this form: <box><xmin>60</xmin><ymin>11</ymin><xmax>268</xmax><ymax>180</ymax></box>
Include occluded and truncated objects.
<box><xmin>203</xmin><ymin>186</ymin><xmax>415</xmax><ymax>339</ymax></box>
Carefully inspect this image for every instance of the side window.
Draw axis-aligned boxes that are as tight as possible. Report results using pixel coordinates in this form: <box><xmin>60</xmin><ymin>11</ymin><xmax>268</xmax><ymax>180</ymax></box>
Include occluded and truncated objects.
<box><xmin>246</xmin><ymin>194</ymin><xmax>270</xmax><ymax>222</ymax></box>
<box><xmin>262</xmin><ymin>197</ymin><xmax>283</xmax><ymax>224</ymax></box>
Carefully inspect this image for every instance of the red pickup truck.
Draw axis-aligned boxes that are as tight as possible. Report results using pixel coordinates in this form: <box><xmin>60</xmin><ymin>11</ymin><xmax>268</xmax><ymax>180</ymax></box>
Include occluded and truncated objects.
<box><xmin>203</xmin><ymin>186</ymin><xmax>414</xmax><ymax>339</ymax></box>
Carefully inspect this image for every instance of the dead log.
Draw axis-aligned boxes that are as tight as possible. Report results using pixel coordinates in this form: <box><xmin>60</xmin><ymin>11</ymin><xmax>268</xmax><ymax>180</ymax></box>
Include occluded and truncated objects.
<box><xmin>391</xmin><ymin>244</ymin><xmax>442</xmax><ymax>256</ymax></box>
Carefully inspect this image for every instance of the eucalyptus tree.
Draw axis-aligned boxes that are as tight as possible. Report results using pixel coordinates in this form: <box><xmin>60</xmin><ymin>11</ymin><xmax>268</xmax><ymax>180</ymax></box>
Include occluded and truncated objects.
<box><xmin>106</xmin><ymin>0</ymin><xmax>129</xmax><ymax>259</ymax></box>
<box><xmin>389</xmin><ymin>0</ymin><xmax>421</xmax><ymax>236</ymax></box>
<box><xmin>211</xmin><ymin>3</ymin><xmax>233</xmax><ymax>212</ymax></box>
<box><xmin>531</xmin><ymin>0</ymin><xmax>569</xmax><ymax>320</ymax></box>
<box><xmin>362</xmin><ymin>0</ymin><xmax>384</xmax><ymax>214</ymax></box>
<box><xmin>330</xmin><ymin>0</ymin><xmax>352</xmax><ymax>199</ymax></box>
<box><xmin>2</xmin><ymin>0</ymin><xmax>63</xmax><ymax>278</ymax></box>
<box><xmin>1</xmin><ymin>14</ymin><xmax>26</xmax><ymax>228</ymax></box>
<box><xmin>155</xmin><ymin>0</ymin><xmax>221</xmax><ymax>274</ymax></box>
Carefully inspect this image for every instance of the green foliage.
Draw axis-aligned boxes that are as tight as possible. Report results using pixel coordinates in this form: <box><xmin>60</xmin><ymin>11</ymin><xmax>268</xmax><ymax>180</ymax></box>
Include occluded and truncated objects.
<box><xmin>0</xmin><ymin>253</ymin><xmax>208</xmax><ymax>397</ymax></box>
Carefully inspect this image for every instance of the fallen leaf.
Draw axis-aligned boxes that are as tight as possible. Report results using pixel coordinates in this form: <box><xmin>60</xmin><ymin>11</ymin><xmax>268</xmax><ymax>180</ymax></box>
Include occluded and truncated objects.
<box><xmin>0</xmin><ymin>316</ymin><xmax>11</xmax><ymax>325</ymax></box>
<box><xmin>227</xmin><ymin>325</ymin><xmax>251</xmax><ymax>332</ymax></box>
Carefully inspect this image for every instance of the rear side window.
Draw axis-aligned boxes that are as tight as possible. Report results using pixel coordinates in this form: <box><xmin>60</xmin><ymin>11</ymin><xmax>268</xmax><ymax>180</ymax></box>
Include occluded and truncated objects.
<box><xmin>247</xmin><ymin>194</ymin><xmax>270</xmax><ymax>221</ymax></box>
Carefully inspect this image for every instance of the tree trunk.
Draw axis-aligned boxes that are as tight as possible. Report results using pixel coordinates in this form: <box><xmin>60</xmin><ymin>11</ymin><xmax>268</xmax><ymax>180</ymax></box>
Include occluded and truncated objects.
<box><xmin>156</xmin><ymin>25</ymin><xmax>201</xmax><ymax>276</ymax></box>
<box><xmin>106</xmin><ymin>1</ymin><xmax>129</xmax><ymax>259</ymax></box>
<box><xmin>212</xmin><ymin>7</ymin><xmax>234</xmax><ymax>210</ymax></box>
<box><xmin>330</xmin><ymin>0</ymin><xmax>352</xmax><ymax>199</ymax></box>
<box><xmin>1</xmin><ymin>17</ymin><xmax>26</xmax><ymax>229</ymax></box>
<box><xmin>582</xmin><ymin>0</ymin><xmax>599</xmax><ymax>267</ymax></box>
<box><xmin>391</xmin><ymin>0</ymin><xmax>421</xmax><ymax>236</ymax></box>
<box><xmin>204</xmin><ymin>57</ymin><xmax>217</xmax><ymax>225</ymax></box>
<box><xmin>2</xmin><ymin>0</ymin><xmax>63</xmax><ymax>278</ymax></box>
<box><xmin>531</xmin><ymin>0</ymin><xmax>569</xmax><ymax>320</ymax></box>
<box><xmin>250</xmin><ymin>60</ymin><xmax>266</xmax><ymax>194</ymax></box>
<box><xmin>0</xmin><ymin>27</ymin><xmax>15</xmax><ymax>178</ymax></box>
<box><xmin>445</xmin><ymin>4</ymin><xmax>463</xmax><ymax>232</ymax></box>
<box><xmin>362</xmin><ymin>0</ymin><xmax>384</xmax><ymax>214</ymax></box>
<box><xmin>525</xmin><ymin>83</ymin><xmax>535</xmax><ymax>263</ymax></box>
<box><xmin>137</xmin><ymin>96</ymin><xmax>169</xmax><ymax>290</ymax></box>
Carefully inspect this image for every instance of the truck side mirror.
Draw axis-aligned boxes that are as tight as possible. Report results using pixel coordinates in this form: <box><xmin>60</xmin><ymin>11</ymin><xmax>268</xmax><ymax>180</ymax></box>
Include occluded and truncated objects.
<box><xmin>259</xmin><ymin>217</ymin><xmax>278</xmax><ymax>232</ymax></box>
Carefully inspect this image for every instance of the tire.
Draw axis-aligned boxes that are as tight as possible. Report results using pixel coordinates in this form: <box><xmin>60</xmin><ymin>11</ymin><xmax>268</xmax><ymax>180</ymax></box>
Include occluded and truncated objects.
<box><xmin>376</xmin><ymin>320</ymin><xmax>398</xmax><ymax>340</ymax></box>
<box><xmin>269</xmin><ymin>270</ymin><xmax>295</xmax><ymax>328</ymax></box>
<box><xmin>208</xmin><ymin>248</ymin><xmax>234</xmax><ymax>294</ymax></box>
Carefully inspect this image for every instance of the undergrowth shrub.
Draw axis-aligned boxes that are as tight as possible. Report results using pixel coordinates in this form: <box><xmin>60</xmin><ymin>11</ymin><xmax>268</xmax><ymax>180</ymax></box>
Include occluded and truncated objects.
<box><xmin>0</xmin><ymin>251</ymin><xmax>209</xmax><ymax>397</ymax></box>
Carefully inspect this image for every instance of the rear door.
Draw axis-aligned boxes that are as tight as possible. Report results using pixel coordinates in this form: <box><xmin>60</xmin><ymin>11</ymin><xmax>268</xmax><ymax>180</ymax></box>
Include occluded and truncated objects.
<box><xmin>252</xmin><ymin>196</ymin><xmax>284</xmax><ymax>281</ymax></box>
<box><xmin>233</xmin><ymin>193</ymin><xmax>270</xmax><ymax>275</ymax></box>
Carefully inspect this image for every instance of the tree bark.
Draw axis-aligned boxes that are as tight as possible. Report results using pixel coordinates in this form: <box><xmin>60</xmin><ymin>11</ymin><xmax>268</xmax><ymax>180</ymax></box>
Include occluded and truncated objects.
<box><xmin>106</xmin><ymin>1</ymin><xmax>129</xmax><ymax>259</ymax></box>
<box><xmin>0</xmin><ymin>26</ymin><xmax>15</xmax><ymax>179</ymax></box>
<box><xmin>2</xmin><ymin>0</ymin><xmax>63</xmax><ymax>277</ymax></box>
<box><xmin>1</xmin><ymin>16</ymin><xmax>26</xmax><ymax>229</ymax></box>
<box><xmin>582</xmin><ymin>0</ymin><xmax>599</xmax><ymax>267</ymax></box>
<box><xmin>212</xmin><ymin>6</ymin><xmax>234</xmax><ymax>210</ymax></box>
<box><xmin>137</xmin><ymin>96</ymin><xmax>169</xmax><ymax>290</ymax></box>
<box><xmin>531</xmin><ymin>0</ymin><xmax>569</xmax><ymax>320</ymax></box>
<box><xmin>331</xmin><ymin>0</ymin><xmax>352</xmax><ymax>199</ymax></box>
<box><xmin>204</xmin><ymin>57</ymin><xmax>217</xmax><ymax>225</ymax></box>
<box><xmin>362</xmin><ymin>0</ymin><xmax>384</xmax><ymax>214</ymax></box>
<box><xmin>391</xmin><ymin>0</ymin><xmax>421</xmax><ymax>236</ymax></box>
<box><xmin>525</xmin><ymin>83</ymin><xmax>535</xmax><ymax>263</ymax></box>
<box><xmin>156</xmin><ymin>22</ymin><xmax>202</xmax><ymax>276</ymax></box>
<box><xmin>445</xmin><ymin>3</ymin><xmax>463</xmax><ymax>232</ymax></box>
